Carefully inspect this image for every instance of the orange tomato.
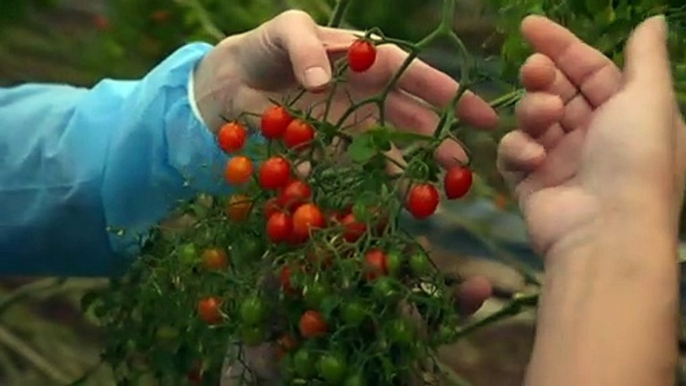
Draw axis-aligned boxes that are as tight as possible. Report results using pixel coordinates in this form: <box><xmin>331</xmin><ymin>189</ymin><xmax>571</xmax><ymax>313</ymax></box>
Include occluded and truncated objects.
<box><xmin>226</xmin><ymin>194</ymin><xmax>253</xmax><ymax>222</ymax></box>
<box><xmin>224</xmin><ymin>156</ymin><xmax>253</xmax><ymax>185</ymax></box>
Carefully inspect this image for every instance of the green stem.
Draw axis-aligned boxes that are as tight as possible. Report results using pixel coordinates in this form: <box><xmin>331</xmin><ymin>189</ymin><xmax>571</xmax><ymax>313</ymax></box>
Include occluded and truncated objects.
<box><xmin>328</xmin><ymin>0</ymin><xmax>352</xmax><ymax>27</ymax></box>
<box><xmin>440</xmin><ymin>0</ymin><xmax>457</xmax><ymax>32</ymax></box>
<box><xmin>453</xmin><ymin>292</ymin><xmax>539</xmax><ymax>340</ymax></box>
<box><xmin>0</xmin><ymin>323</ymin><xmax>73</xmax><ymax>384</ymax></box>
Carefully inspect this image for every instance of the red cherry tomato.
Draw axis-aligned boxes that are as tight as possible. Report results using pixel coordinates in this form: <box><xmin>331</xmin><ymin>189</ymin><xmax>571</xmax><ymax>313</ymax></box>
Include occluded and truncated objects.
<box><xmin>299</xmin><ymin>310</ymin><xmax>328</xmax><ymax>338</ymax></box>
<box><xmin>444</xmin><ymin>166</ymin><xmax>473</xmax><ymax>199</ymax></box>
<box><xmin>201</xmin><ymin>247</ymin><xmax>229</xmax><ymax>270</ymax></box>
<box><xmin>364</xmin><ymin>249</ymin><xmax>389</xmax><ymax>281</ymax></box>
<box><xmin>261</xmin><ymin>105</ymin><xmax>293</xmax><ymax>139</ymax></box>
<box><xmin>197</xmin><ymin>297</ymin><xmax>222</xmax><ymax>324</ymax></box>
<box><xmin>259</xmin><ymin>156</ymin><xmax>291</xmax><ymax>190</ymax></box>
<box><xmin>347</xmin><ymin>39</ymin><xmax>377</xmax><ymax>72</ymax></box>
<box><xmin>224</xmin><ymin>156</ymin><xmax>254</xmax><ymax>185</ymax></box>
<box><xmin>267</xmin><ymin>212</ymin><xmax>293</xmax><ymax>243</ymax></box>
<box><xmin>264</xmin><ymin>197</ymin><xmax>281</xmax><ymax>219</ymax></box>
<box><xmin>292</xmin><ymin>203</ymin><xmax>325</xmax><ymax>241</ymax></box>
<box><xmin>217</xmin><ymin>121</ymin><xmax>247</xmax><ymax>153</ymax></box>
<box><xmin>406</xmin><ymin>184</ymin><xmax>439</xmax><ymax>219</ymax></box>
<box><xmin>279</xmin><ymin>180</ymin><xmax>312</xmax><ymax>211</ymax></box>
<box><xmin>340</xmin><ymin>213</ymin><xmax>366</xmax><ymax>242</ymax></box>
<box><xmin>283</xmin><ymin>119</ymin><xmax>315</xmax><ymax>150</ymax></box>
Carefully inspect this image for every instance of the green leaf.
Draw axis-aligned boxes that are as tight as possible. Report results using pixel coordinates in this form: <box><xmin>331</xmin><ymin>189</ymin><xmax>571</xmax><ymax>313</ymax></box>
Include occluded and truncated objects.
<box><xmin>348</xmin><ymin>133</ymin><xmax>377</xmax><ymax>163</ymax></box>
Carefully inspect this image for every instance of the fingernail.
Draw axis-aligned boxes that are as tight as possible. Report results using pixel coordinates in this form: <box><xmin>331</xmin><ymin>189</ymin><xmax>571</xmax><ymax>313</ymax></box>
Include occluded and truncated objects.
<box><xmin>654</xmin><ymin>15</ymin><xmax>668</xmax><ymax>40</ymax></box>
<box><xmin>303</xmin><ymin>67</ymin><xmax>330</xmax><ymax>89</ymax></box>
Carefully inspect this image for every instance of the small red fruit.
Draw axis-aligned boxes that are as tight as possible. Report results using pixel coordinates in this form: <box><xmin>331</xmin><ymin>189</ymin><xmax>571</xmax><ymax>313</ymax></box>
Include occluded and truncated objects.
<box><xmin>340</xmin><ymin>213</ymin><xmax>366</xmax><ymax>242</ymax></box>
<box><xmin>224</xmin><ymin>156</ymin><xmax>254</xmax><ymax>185</ymax></box>
<box><xmin>283</xmin><ymin>119</ymin><xmax>315</xmax><ymax>150</ymax></box>
<box><xmin>280</xmin><ymin>265</ymin><xmax>297</xmax><ymax>295</ymax></box>
<box><xmin>197</xmin><ymin>297</ymin><xmax>222</xmax><ymax>324</ymax></box>
<box><xmin>299</xmin><ymin>310</ymin><xmax>328</xmax><ymax>338</ymax></box>
<box><xmin>364</xmin><ymin>249</ymin><xmax>388</xmax><ymax>281</ymax></box>
<box><xmin>201</xmin><ymin>248</ymin><xmax>229</xmax><ymax>270</ymax></box>
<box><xmin>406</xmin><ymin>184</ymin><xmax>439</xmax><ymax>219</ymax></box>
<box><xmin>267</xmin><ymin>212</ymin><xmax>293</xmax><ymax>243</ymax></box>
<box><xmin>217</xmin><ymin>122</ymin><xmax>248</xmax><ymax>153</ymax></box>
<box><xmin>292</xmin><ymin>203</ymin><xmax>325</xmax><ymax>241</ymax></box>
<box><xmin>259</xmin><ymin>157</ymin><xmax>291</xmax><ymax>190</ymax></box>
<box><xmin>347</xmin><ymin>39</ymin><xmax>377</xmax><ymax>72</ymax></box>
<box><xmin>261</xmin><ymin>105</ymin><xmax>293</xmax><ymax>139</ymax></box>
<box><xmin>444</xmin><ymin>166</ymin><xmax>473</xmax><ymax>199</ymax></box>
<box><xmin>279</xmin><ymin>180</ymin><xmax>312</xmax><ymax>211</ymax></box>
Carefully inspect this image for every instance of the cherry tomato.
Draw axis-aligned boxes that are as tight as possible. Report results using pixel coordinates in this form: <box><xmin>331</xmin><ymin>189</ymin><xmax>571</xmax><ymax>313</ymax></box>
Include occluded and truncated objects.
<box><xmin>279</xmin><ymin>265</ymin><xmax>297</xmax><ymax>295</ymax></box>
<box><xmin>277</xmin><ymin>334</ymin><xmax>298</xmax><ymax>353</ymax></box>
<box><xmin>292</xmin><ymin>203</ymin><xmax>325</xmax><ymax>241</ymax></box>
<box><xmin>226</xmin><ymin>194</ymin><xmax>253</xmax><ymax>222</ymax></box>
<box><xmin>318</xmin><ymin>354</ymin><xmax>346</xmax><ymax>384</ymax></box>
<box><xmin>217</xmin><ymin>121</ymin><xmax>248</xmax><ymax>153</ymax></box>
<box><xmin>197</xmin><ymin>296</ymin><xmax>222</xmax><ymax>324</ymax></box>
<box><xmin>304</xmin><ymin>282</ymin><xmax>328</xmax><ymax>309</ymax></box>
<box><xmin>178</xmin><ymin>243</ymin><xmax>198</xmax><ymax>264</ymax></box>
<box><xmin>186</xmin><ymin>361</ymin><xmax>203</xmax><ymax>385</ymax></box>
<box><xmin>409</xmin><ymin>252</ymin><xmax>431</xmax><ymax>276</ymax></box>
<box><xmin>341</xmin><ymin>213</ymin><xmax>367</xmax><ymax>242</ymax></box>
<box><xmin>385</xmin><ymin>250</ymin><xmax>404</xmax><ymax>276</ymax></box>
<box><xmin>224</xmin><ymin>156</ymin><xmax>254</xmax><ymax>185</ymax></box>
<box><xmin>259</xmin><ymin>156</ymin><xmax>291</xmax><ymax>190</ymax></box>
<box><xmin>283</xmin><ymin>119</ymin><xmax>315</xmax><ymax>150</ymax></box>
<box><xmin>299</xmin><ymin>310</ymin><xmax>328</xmax><ymax>338</ymax></box>
<box><xmin>344</xmin><ymin>373</ymin><xmax>367</xmax><ymax>386</ymax></box>
<box><xmin>260</xmin><ymin>105</ymin><xmax>293</xmax><ymax>139</ymax></box>
<box><xmin>264</xmin><ymin>197</ymin><xmax>281</xmax><ymax>219</ymax></box>
<box><xmin>293</xmin><ymin>349</ymin><xmax>316</xmax><ymax>378</ymax></box>
<box><xmin>278</xmin><ymin>180</ymin><xmax>312</xmax><ymax>211</ymax></box>
<box><xmin>347</xmin><ymin>39</ymin><xmax>377</xmax><ymax>72</ymax></box>
<box><xmin>372</xmin><ymin>277</ymin><xmax>398</xmax><ymax>301</ymax></box>
<box><xmin>201</xmin><ymin>247</ymin><xmax>229</xmax><ymax>270</ymax></box>
<box><xmin>240</xmin><ymin>325</ymin><xmax>264</xmax><ymax>347</ymax></box>
<box><xmin>386</xmin><ymin>318</ymin><xmax>415</xmax><ymax>346</ymax></box>
<box><xmin>267</xmin><ymin>212</ymin><xmax>293</xmax><ymax>243</ymax></box>
<box><xmin>406</xmin><ymin>183</ymin><xmax>439</xmax><ymax>219</ymax></box>
<box><xmin>341</xmin><ymin>301</ymin><xmax>366</xmax><ymax>326</ymax></box>
<box><xmin>364</xmin><ymin>249</ymin><xmax>388</xmax><ymax>281</ymax></box>
<box><xmin>240</xmin><ymin>296</ymin><xmax>265</xmax><ymax>325</ymax></box>
<box><xmin>234</xmin><ymin>236</ymin><xmax>264</xmax><ymax>262</ymax></box>
<box><xmin>444</xmin><ymin>166</ymin><xmax>473</xmax><ymax>199</ymax></box>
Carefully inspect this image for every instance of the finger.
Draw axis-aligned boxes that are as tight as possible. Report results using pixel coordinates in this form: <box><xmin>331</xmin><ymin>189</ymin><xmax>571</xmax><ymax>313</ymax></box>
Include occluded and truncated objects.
<box><xmin>384</xmin><ymin>90</ymin><xmax>469</xmax><ymax>167</ymax></box>
<box><xmin>456</xmin><ymin>276</ymin><xmax>492</xmax><ymax>316</ymax></box>
<box><xmin>269</xmin><ymin>10</ymin><xmax>333</xmax><ymax>91</ymax></box>
<box><xmin>497</xmin><ymin>130</ymin><xmax>546</xmax><ymax>187</ymax></box>
<box><xmin>521</xmin><ymin>15</ymin><xmax>622</xmax><ymax>108</ymax></box>
<box><xmin>516</xmin><ymin>93</ymin><xmax>564</xmax><ymax>138</ymax></box>
<box><xmin>382</xmin><ymin>47</ymin><xmax>499</xmax><ymax>129</ymax></box>
<box><xmin>623</xmin><ymin>16</ymin><xmax>672</xmax><ymax>100</ymax></box>
<box><xmin>520</xmin><ymin>53</ymin><xmax>557</xmax><ymax>91</ymax></box>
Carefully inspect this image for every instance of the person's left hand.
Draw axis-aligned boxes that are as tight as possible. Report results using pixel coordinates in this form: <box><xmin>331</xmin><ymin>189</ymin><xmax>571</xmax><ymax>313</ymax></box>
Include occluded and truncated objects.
<box><xmin>193</xmin><ymin>10</ymin><xmax>499</xmax><ymax>168</ymax></box>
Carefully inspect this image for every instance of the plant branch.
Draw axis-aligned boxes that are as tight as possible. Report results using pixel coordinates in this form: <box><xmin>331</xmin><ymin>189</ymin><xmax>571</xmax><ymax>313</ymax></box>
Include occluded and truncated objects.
<box><xmin>453</xmin><ymin>292</ymin><xmax>539</xmax><ymax>340</ymax></box>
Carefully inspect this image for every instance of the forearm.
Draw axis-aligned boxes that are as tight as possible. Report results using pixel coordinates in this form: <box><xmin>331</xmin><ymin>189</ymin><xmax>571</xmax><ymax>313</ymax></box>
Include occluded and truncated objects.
<box><xmin>526</xmin><ymin>214</ymin><xmax>680</xmax><ymax>386</ymax></box>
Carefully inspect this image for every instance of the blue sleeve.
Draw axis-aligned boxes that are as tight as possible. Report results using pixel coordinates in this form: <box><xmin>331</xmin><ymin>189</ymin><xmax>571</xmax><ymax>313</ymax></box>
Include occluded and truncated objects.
<box><xmin>0</xmin><ymin>42</ymin><xmax>237</xmax><ymax>277</ymax></box>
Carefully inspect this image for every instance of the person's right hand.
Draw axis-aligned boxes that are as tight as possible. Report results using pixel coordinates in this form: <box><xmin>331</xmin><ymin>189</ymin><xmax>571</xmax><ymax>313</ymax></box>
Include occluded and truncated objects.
<box><xmin>497</xmin><ymin>15</ymin><xmax>686</xmax><ymax>260</ymax></box>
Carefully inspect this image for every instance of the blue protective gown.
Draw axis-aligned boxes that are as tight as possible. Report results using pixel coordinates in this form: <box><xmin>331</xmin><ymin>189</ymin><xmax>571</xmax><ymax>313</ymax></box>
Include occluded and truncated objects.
<box><xmin>0</xmin><ymin>42</ymin><xmax>239</xmax><ymax>277</ymax></box>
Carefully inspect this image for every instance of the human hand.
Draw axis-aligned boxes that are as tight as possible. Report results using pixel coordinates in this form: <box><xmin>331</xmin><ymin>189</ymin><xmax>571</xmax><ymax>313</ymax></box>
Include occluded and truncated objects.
<box><xmin>497</xmin><ymin>15</ymin><xmax>686</xmax><ymax>259</ymax></box>
<box><xmin>192</xmin><ymin>10</ymin><xmax>498</xmax><ymax>169</ymax></box>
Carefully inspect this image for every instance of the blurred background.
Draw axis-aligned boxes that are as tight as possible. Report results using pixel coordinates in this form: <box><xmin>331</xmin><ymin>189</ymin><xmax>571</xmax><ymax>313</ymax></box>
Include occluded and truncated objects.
<box><xmin>1</xmin><ymin>0</ymin><xmax>685</xmax><ymax>385</ymax></box>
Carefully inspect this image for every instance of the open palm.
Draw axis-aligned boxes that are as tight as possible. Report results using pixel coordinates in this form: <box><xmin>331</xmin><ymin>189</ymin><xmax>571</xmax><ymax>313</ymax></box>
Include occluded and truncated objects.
<box><xmin>498</xmin><ymin>16</ymin><xmax>685</xmax><ymax>256</ymax></box>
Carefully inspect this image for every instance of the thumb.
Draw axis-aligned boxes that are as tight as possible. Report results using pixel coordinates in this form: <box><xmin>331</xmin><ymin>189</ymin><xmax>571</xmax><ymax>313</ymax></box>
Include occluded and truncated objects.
<box><xmin>268</xmin><ymin>10</ymin><xmax>333</xmax><ymax>91</ymax></box>
<box><xmin>623</xmin><ymin>15</ymin><xmax>673</xmax><ymax>95</ymax></box>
